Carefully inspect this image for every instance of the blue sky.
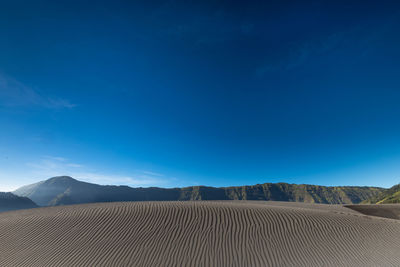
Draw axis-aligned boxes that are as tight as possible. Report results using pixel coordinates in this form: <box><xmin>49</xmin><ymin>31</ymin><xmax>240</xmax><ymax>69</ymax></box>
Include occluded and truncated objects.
<box><xmin>1</xmin><ymin>1</ymin><xmax>400</xmax><ymax>191</ymax></box>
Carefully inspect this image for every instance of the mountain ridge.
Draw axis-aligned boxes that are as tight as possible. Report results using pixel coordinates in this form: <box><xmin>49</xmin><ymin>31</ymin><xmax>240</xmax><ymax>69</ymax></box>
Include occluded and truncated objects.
<box><xmin>0</xmin><ymin>192</ymin><xmax>38</xmax><ymax>212</ymax></box>
<box><xmin>362</xmin><ymin>183</ymin><xmax>400</xmax><ymax>204</ymax></box>
<box><xmin>14</xmin><ymin>176</ymin><xmax>385</xmax><ymax>206</ymax></box>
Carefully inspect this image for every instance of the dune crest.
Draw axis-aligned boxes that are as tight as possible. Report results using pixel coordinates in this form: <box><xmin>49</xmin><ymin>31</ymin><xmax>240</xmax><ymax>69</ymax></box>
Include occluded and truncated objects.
<box><xmin>346</xmin><ymin>204</ymin><xmax>400</xmax><ymax>220</ymax></box>
<box><xmin>0</xmin><ymin>201</ymin><xmax>399</xmax><ymax>266</ymax></box>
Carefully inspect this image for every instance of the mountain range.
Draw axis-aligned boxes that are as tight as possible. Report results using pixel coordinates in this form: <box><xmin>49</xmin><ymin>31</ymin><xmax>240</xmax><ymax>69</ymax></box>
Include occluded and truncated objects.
<box><xmin>0</xmin><ymin>192</ymin><xmax>38</xmax><ymax>212</ymax></box>
<box><xmin>362</xmin><ymin>183</ymin><xmax>400</xmax><ymax>204</ymax></box>
<box><xmin>12</xmin><ymin>176</ymin><xmax>385</xmax><ymax>207</ymax></box>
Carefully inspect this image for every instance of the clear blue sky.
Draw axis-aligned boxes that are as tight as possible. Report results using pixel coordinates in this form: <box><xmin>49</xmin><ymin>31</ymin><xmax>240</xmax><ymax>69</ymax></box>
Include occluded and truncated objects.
<box><xmin>1</xmin><ymin>1</ymin><xmax>400</xmax><ymax>191</ymax></box>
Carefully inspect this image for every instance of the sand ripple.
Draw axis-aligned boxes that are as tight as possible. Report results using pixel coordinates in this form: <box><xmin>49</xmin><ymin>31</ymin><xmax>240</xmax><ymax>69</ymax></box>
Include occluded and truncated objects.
<box><xmin>0</xmin><ymin>201</ymin><xmax>399</xmax><ymax>266</ymax></box>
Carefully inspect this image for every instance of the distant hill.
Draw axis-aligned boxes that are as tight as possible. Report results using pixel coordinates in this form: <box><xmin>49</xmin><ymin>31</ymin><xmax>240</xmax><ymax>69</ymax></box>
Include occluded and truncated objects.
<box><xmin>0</xmin><ymin>192</ymin><xmax>38</xmax><ymax>212</ymax></box>
<box><xmin>13</xmin><ymin>176</ymin><xmax>384</xmax><ymax>206</ymax></box>
<box><xmin>362</xmin><ymin>183</ymin><xmax>400</xmax><ymax>204</ymax></box>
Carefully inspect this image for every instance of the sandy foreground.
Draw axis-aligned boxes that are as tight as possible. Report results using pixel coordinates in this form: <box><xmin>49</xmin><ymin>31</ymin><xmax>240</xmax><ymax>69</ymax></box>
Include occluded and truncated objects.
<box><xmin>0</xmin><ymin>201</ymin><xmax>399</xmax><ymax>267</ymax></box>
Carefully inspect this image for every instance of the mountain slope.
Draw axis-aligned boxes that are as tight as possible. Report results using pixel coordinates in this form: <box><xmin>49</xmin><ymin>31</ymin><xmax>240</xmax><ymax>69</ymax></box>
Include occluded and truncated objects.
<box><xmin>14</xmin><ymin>176</ymin><xmax>186</xmax><ymax>206</ymax></box>
<box><xmin>0</xmin><ymin>192</ymin><xmax>38</xmax><ymax>212</ymax></box>
<box><xmin>14</xmin><ymin>176</ymin><xmax>384</xmax><ymax>206</ymax></box>
<box><xmin>362</xmin><ymin>183</ymin><xmax>400</xmax><ymax>204</ymax></box>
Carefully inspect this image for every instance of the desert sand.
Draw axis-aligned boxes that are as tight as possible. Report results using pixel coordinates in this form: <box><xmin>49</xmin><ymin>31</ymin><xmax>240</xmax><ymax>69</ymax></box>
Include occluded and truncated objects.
<box><xmin>0</xmin><ymin>201</ymin><xmax>399</xmax><ymax>266</ymax></box>
<box><xmin>346</xmin><ymin>204</ymin><xmax>400</xmax><ymax>220</ymax></box>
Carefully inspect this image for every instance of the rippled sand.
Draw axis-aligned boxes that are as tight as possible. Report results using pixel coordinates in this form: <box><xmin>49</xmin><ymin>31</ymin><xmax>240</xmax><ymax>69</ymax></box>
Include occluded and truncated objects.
<box><xmin>0</xmin><ymin>201</ymin><xmax>399</xmax><ymax>266</ymax></box>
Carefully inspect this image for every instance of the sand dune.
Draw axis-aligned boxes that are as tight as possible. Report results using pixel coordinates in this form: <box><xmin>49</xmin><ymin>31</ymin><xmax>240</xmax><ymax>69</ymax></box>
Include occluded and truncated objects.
<box><xmin>0</xmin><ymin>201</ymin><xmax>399</xmax><ymax>266</ymax></box>
<box><xmin>346</xmin><ymin>204</ymin><xmax>400</xmax><ymax>220</ymax></box>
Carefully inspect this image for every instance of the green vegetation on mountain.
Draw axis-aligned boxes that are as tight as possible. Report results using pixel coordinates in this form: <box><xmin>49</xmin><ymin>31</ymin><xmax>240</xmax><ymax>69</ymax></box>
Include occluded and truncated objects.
<box><xmin>13</xmin><ymin>176</ymin><xmax>384</xmax><ymax>206</ymax></box>
<box><xmin>362</xmin><ymin>183</ymin><xmax>400</xmax><ymax>204</ymax></box>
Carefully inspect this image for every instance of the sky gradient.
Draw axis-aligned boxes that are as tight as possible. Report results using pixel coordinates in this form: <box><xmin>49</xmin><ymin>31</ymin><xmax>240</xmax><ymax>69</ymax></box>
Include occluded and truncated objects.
<box><xmin>1</xmin><ymin>0</ymin><xmax>400</xmax><ymax>191</ymax></box>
